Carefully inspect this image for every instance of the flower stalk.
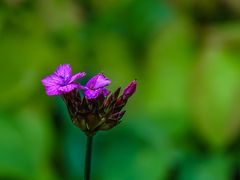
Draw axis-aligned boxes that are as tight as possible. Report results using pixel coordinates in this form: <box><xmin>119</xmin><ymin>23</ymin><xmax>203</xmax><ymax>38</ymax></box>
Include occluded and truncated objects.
<box><xmin>84</xmin><ymin>135</ymin><xmax>94</xmax><ymax>180</ymax></box>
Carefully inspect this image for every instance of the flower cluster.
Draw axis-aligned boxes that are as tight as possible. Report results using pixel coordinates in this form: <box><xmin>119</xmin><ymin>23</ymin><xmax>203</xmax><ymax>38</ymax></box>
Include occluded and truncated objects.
<box><xmin>41</xmin><ymin>64</ymin><xmax>137</xmax><ymax>136</ymax></box>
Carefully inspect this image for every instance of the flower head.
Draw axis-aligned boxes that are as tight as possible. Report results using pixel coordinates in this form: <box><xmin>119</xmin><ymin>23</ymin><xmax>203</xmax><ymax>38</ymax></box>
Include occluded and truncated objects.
<box><xmin>84</xmin><ymin>73</ymin><xmax>111</xmax><ymax>99</ymax></box>
<box><xmin>41</xmin><ymin>64</ymin><xmax>86</xmax><ymax>96</ymax></box>
<box><xmin>42</xmin><ymin>64</ymin><xmax>137</xmax><ymax>136</ymax></box>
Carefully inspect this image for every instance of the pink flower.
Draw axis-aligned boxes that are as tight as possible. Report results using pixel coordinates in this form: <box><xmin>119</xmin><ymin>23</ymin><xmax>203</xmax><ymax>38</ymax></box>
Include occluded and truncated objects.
<box><xmin>41</xmin><ymin>64</ymin><xmax>86</xmax><ymax>96</ymax></box>
<box><xmin>84</xmin><ymin>73</ymin><xmax>111</xmax><ymax>99</ymax></box>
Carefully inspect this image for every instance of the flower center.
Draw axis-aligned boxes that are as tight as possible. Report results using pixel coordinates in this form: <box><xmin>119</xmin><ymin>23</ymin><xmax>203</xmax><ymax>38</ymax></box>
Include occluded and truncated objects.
<box><xmin>60</xmin><ymin>75</ymin><xmax>70</xmax><ymax>85</ymax></box>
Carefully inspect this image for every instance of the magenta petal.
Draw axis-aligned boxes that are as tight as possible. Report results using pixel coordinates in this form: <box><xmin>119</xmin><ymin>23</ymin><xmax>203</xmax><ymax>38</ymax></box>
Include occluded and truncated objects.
<box><xmin>54</xmin><ymin>64</ymin><xmax>72</xmax><ymax>78</ymax></box>
<box><xmin>84</xmin><ymin>88</ymin><xmax>109</xmax><ymax>99</ymax></box>
<box><xmin>84</xmin><ymin>89</ymin><xmax>102</xmax><ymax>99</ymax></box>
<box><xmin>45</xmin><ymin>85</ymin><xmax>61</xmax><ymax>96</ymax></box>
<box><xmin>41</xmin><ymin>64</ymin><xmax>87</xmax><ymax>96</ymax></box>
<box><xmin>69</xmin><ymin>72</ymin><xmax>86</xmax><ymax>83</ymax></box>
<box><xmin>78</xmin><ymin>85</ymin><xmax>88</xmax><ymax>90</ymax></box>
<box><xmin>102</xmin><ymin>88</ymin><xmax>110</xmax><ymax>97</ymax></box>
<box><xmin>58</xmin><ymin>83</ymin><xmax>80</xmax><ymax>93</ymax></box>
<box><xmin>86</xmin><ymin>73</ymin><xmax>111</xmax><ymax>89</ymax></box>
<box><xmin>41</xmin><ymin>74</ymin><xmax>62</xmax><ymax>87</ymax></box>
<box><xmin>85</xmin><ymin>75</ymin><xmax>99</xmax><ymax>89</ymax></box>
<box><xmin>94</xmin><ymin>74</ymin><xmax>111</xmax><ymax>89</ymax></box>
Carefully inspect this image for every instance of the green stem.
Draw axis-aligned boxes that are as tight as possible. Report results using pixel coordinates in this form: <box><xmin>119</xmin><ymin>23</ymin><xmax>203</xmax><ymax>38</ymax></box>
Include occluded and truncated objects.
<box><xmin>84</xmin><ymin>135</ymin><xmax>94</xmax><ymax>180</ymax></box>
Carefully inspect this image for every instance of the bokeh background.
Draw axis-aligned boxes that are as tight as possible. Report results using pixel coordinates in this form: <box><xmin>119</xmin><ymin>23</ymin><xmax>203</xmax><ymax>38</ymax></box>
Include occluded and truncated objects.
<box><xmin>1</xmin><ymin>0</ymin><xmax>240</xmax><ymax>179</ymax></box>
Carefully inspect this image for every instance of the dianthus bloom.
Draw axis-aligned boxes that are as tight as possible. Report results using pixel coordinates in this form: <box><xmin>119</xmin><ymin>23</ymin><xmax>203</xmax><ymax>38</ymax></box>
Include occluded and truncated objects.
<box><xmin>41</xmin><ymin>64</ymin><xmax>86</xmax><ymax>95</ymax></box>
<box><xmin>84</xmin><ymin>73</ymin><xmax>111</xmax><ymax>99</ymax></box>
<box><xmin>41</xmin><ymin>64</ymin><xmax>137</xmax><ymax>136</ymax></box>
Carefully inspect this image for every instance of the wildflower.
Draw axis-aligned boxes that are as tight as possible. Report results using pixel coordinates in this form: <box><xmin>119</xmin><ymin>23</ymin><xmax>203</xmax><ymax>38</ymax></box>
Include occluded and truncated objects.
<box><xmin>41</xmin><ymin>65</ymin><xmax>137</xmax><ymax>135</ymax></box>
<box><xmin>41</xmin><ymin>64</ymin><xmax>86</xmax><ymax>96</ymax></box>
<box><xmin>84</xmin><ymin>73</ymin><xmax>111</xmax><ymax>99</ymax></box>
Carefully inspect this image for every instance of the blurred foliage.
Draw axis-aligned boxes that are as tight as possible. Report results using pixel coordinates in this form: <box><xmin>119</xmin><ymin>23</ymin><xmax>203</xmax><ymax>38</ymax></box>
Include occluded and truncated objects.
<box><xmin>0</xmin><ymin>0</ymin><xmax>240</xmax><ymax>179</ymax></box>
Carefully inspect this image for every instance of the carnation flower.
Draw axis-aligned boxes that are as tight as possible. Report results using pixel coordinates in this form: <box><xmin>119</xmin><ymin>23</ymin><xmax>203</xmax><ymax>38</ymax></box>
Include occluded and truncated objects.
<box><xmin>41</xmin><ymin>64</ymin><xmax>86</xmax><ymax>96</ymax></box>
<box><xmin>84</xmin><ymin>73</ymin><xmax>111</xmax><ymax>99</ymax></box>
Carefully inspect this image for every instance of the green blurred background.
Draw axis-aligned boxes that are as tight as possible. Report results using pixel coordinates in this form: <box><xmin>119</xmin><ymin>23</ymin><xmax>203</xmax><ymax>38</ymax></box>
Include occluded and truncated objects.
<box><xmin>1</xmin><ymin>0</ymin><xmax>240</xmax><ymax>179</ymax></box>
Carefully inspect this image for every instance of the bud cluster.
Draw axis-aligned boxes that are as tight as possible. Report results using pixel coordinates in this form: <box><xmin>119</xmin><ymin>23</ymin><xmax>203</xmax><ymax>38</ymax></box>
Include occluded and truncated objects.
<box><xmin>62</xmin><ymin>82</ymin><xmax>135</xmax><ymax>135</ymax></box>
